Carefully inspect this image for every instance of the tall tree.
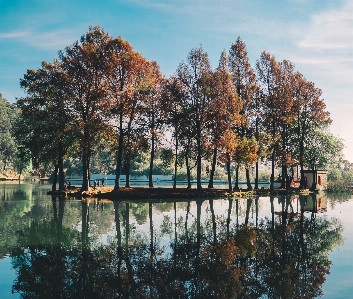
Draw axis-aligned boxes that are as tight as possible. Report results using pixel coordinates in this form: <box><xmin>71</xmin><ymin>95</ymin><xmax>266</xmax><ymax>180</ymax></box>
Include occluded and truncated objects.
<box><xmin>0</xmin><ymin>94</ymin><xmax>18</xmax><ymax>173</ymax></box>
<box><xmin>207</xmin><ymin>50</ymin><xmax>242</xmax><ymax>188</ymax></box>
<box><xmin>105</xmin><ymin>36</ymin><xmax>151</xmax><ymax>192</ymax></box>
<box><xmin>276</xmin><ymin>60</ymin><xmax>296</xmax><ymax>189</ymax></box>
<box><xmin>229</xmin><ymin>37</ymin><xmax>259</xmax><ymax>189</ymax></box>
<box><xmin>139</xmin><ymin>61</ymin><xmax>164</xmax><ymax>188</ymax></box>
<box><xmin>18</xmin><ymin>61</ymin><xmax>75</xmax><ymax>191</ymax></box>
<box><xmin>161</xmin><ymin>77</ymin><xmax>187</xmax><ymax>188</ymax></box>
<box><xmin>177</xmin><ymin>46</ymin><xmax>212</xmax><ymax>191</ymax></box>
<box><xmin>256</xmin><ymin>52</ymin><xmax>282</xmax><ymax>192</ymax></box>
<box><xmin>59</xmin><ymin>26</ymin><xmax>111</xmax><ymax>191</ymax></box>
<box><xmin>291</xmin><ymin>72</ymin><xmax>331</xmax><ymax>189</ymax></box>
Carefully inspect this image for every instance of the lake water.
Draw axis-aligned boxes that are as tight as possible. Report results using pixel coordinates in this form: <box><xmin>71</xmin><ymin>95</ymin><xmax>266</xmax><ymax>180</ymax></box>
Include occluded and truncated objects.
<box><xmin>0</xmin><ymin>182</ymin><xmax>352</xmax><ymax>298</ymax></box>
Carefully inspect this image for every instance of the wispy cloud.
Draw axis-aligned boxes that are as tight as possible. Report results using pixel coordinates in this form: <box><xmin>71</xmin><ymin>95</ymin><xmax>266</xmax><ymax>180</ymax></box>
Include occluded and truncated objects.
<box><xmin>289</xmin><ymin>1</ymin><xmax>353</xmax><ymax>75</ymax></box>
<box><xmin>0</xmin><ymin>31</ymin><xmax>29</xmax><ymax>39</ymax></box>
<box><xmin>282</xmin><ymin>0</ymin><xmax>353</xmax><ymax>159</ymax></box>
<box><xmin>0</xmin><ymin>28</ymin><xmax>83</xmax><ymax>51</ymax></box>
<box><xmin>299</xmin><ymin>4</ymin><xmax>353</xmax><ymax>50</ymax></box>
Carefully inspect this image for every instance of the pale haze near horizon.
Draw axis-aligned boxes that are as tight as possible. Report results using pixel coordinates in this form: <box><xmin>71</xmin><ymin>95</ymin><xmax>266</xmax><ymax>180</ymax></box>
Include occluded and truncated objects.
<box><xmin>1</xmin><ymin>0</ymin><xmax>353</xmax><ymax>161</ymax></box>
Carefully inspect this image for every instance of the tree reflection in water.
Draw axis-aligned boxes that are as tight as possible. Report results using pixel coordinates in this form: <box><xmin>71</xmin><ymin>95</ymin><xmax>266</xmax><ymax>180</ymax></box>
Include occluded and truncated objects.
<box><xmin>10</xmin><ymin>194</ymin><xmax>343</xmax><ymax>299</ymax></box>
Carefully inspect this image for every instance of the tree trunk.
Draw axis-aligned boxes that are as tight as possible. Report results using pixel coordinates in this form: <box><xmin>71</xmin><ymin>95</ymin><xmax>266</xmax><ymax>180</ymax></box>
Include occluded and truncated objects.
<box><xmin>186</xmin><ymin>155</ymin><xmax>191</xmax><ymax>189</ymax></box>
<box><xmin>52</xmin><ymin>164</ymin><xmax>58</xmax><ymax>192</ymax></box>
<box><xmin>125</xmin><ymin>154</ymin><xmax>131</xmax><ymax>188</ymax></box>
<box><xmin>208</xmin><ymin>147</ymin><xmax>217</xmax><ymax>188</ymax></box>
<box><xmin>270</xmin><ymin>151</ymin><xmax>275</xmax><ymax>192</ymax></box>
<box><xmin>254</xmin><ymin>162</ymin><xmax>258</xmax><ymax>190</ymax></box>
<box><xmin>196</xmin><ymin>115</ymin><xmax>202</xmax><ymax>191</ymax></box>
<box><xmin>246</xmin><ymin>168</ymin><xmax>253</xmax><ymax>190</ymax></box>
<box><xmin>310</xmin><ymin>166</ymin><xmax>317</xmax><ymax>191</ymax></box>
<box><xmin>299</xmin><ymin>165</ymin><xmax>305</xmax><ymax>189</ymax></box>
<box><xmin>87</xmin><ymin>155</ymin><xmax>91</xmax><ymax>187</ymax></box>
<box><xmin>149</xmin><ymin>132</ymin><xmax>155</xmax><ymax>188</ymax></box>
<box><xmin>227</xmin><ymin>155</ymin><xmax>232</xmax><ymax>192</ymax></box>
<box><xmin>255</xmin><ymin>114</ymin><xmax>259</xmax><ymax>190</ymax></box>
<box><xmin>281</xmin><ymin>124</ymin><xmax>286</xmax><ymax>189</ymax></box>
<box><xmin>114</xmin><ymin>112</ymin><xmax>124</xmax><ymax>193</ymax></box>
<box><xmin>233</xmin><ymin>164</ymin><xmax>239</xmax><ymax>191</ymax></box>
<box><xmin>298</xmin><ymin>121</ymin><xmax>306</xmax><ymax>189</ymax></box>
<box><xmin>245</xmin><ymin>198</ymin><xmax>252</xmax><ymax>225</ymax></box>
<box><xmin>196</xmin><ymin>149</ymin><xmax>202</xmax><ymax>191</ymax></box>
<box><xmin>58</xmin><ymin>142</ymin><xmax>65</xmax><ymax>191</ymax></box>
<box><xmin>173</xmin><ymin>135</ymin><xmax>178</xmax><ymax>189</ymax></box>
<box><xmin>81</xmin><ymin>127</ymin><xmax>90</xmax><ymax>191</ymax></box>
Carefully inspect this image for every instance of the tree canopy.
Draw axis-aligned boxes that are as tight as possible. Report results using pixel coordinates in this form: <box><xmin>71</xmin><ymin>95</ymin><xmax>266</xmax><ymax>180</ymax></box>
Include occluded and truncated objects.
<box><xmin>10</xmin><ymin>26</ymin><xmax>342</xmax><ymax>191</ymax></box>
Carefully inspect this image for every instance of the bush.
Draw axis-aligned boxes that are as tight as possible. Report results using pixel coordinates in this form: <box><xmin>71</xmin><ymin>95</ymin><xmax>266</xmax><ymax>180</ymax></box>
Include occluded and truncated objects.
<box><xmin>326</xmin><ymin>180</ymin><xmax>351</xmax><ymax>192</ymax></box>
<box><xmin>258</xmin><ymin>170</ymin><xmax>271</xmax><ymax>182</ymax></box>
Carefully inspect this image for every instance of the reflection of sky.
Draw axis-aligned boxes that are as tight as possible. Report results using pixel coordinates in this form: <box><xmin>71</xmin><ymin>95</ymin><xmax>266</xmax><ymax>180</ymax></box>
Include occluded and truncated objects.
<box><xmin>0</xmin><ymin>255</ymin><xmax>20</xmax><ymax>299</ymax></box>
<box><xmin>322</xmin><ymin>198</ymin><xmax>353</xmax><ymax>299</ymax></box>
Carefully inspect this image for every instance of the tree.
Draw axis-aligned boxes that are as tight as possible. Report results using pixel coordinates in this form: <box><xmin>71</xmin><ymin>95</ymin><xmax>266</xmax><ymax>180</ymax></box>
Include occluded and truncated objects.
<box><xmin>176</xmin><ymin>46</ymin><xmax>212</xmax><ymax>191</ymax></box>
<box><xmin>161</xmin><ymin>76</ymin><xmax>187</xmax><ymax>188</ymax></box>
<box><xmin>0</xmin><ymin>93</ymin><xmax>18</xmax><ymax>173</ymax></box>
<box><xmin>138</xmin><ymin>61</ymin><xmax>164</xmax><ymax>188</ymax></box>
<box><xmin>179</xmin><ymin>114</ymin><xmax>197</xmax><ymax>188</ymax></box>
<box><xmin>105</xmin><ymin>36</ymin><xmax>152</xmax><ymax>192</ymax></box>
<box><xmin>59</xmin><ymin>26</ymin><xmax>111</xmax><ymax>191</ymax></box>
<box><xmin>291</xmin><ymin>72</ymin><xmax>331</xmax><ymax>189</ymax></box>
<box><xmin>267</xmin><ymin>59</ymin><xmax>297</xmax><ymax>190</ymax></box>
<box><xmin>229</xmin><ymin>38</ymin><xmax>259</xmax><ymax>189</ymax></box>
<box><xmin>256</xmin><ymin>52</ymin><xmax>288</xmax><ymax>192</ymax></box>
<box><xmin>17</xmin><ymin>61</ymin><xmax>76</xmax><ymax>191</ymax></box>
<box><xmin>232</xmin><ymin>136</ymin><xmax>258</xmax><ymax>190</ymax></box>
<box><xmin>304</xmin><ymin>128</ymin><xmax>343</xmax><ymax>190</ymax></box>
<box><xmin>218</xmin><ymin>129</ymin><xmax>239</xmax><ymax>191</ymax></box>
<box><xmin>206</xmin><ymin>50</ymin><xmax>242</xmax><ymax>189</ymax></box>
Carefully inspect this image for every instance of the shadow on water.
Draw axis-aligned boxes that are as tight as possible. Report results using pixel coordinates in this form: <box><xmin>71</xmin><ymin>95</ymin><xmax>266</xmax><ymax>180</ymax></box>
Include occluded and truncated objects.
<box><xmin>0</xmin><ymin>183</ymin><xmax>345</xmax><ymax>298</ymax></box>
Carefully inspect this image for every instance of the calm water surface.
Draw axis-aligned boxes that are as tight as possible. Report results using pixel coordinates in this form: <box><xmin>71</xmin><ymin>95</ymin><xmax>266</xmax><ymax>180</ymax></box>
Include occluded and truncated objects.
<box><xmin>0</xmin><ymin>182</ymin><xmax>352</xmax><ymax>298</ymax></box>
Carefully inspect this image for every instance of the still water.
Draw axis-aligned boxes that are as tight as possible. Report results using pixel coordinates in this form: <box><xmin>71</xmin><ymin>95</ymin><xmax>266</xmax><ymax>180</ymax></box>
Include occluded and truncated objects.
<box><xmin>0</xmin><ymin>182</ymin><xmax>352</xmax><ymax>298</ymax></box>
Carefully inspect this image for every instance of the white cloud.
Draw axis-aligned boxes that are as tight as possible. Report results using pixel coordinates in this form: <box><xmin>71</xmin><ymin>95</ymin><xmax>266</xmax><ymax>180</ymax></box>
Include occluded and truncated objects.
<box><xmin>0</xmin><ymin>28</ymin><xmax>83</xmax><ymax>51</ymax></box>
<box><xmin>299</xmin><ymin>4</ymin><xmax>353</xmax><ymax>50</ymax></box>
<box><xmin>288</xmin><ymin>0</ymin><xmax>353</xmax><ymax>161</ymax></box>
<box><xmin>0</xmin><ymin>31</ymin><xmax>28</xmax><ymax>39</ymax></box>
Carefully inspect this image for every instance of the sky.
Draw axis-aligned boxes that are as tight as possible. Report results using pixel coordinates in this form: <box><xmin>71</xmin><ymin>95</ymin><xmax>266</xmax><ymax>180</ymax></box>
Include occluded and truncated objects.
<box><xmin>1</xmin><ymin>0</ymin><xmax>353</xmax><ymax>161</ymax></box>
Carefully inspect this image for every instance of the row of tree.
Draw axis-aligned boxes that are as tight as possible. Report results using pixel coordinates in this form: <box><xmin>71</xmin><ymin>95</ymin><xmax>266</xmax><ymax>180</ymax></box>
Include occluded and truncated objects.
<box><xmin>15</xmin><ymin>25</ymin><xmax>343</xmax><ymax>192</ymax></box>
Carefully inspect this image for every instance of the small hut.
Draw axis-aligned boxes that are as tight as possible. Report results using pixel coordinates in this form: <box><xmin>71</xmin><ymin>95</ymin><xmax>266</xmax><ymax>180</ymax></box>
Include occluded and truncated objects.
<box><xmin>301</xmin><ymin>169</ymin><xmax>328</xmax><ymax>191</ymax></box>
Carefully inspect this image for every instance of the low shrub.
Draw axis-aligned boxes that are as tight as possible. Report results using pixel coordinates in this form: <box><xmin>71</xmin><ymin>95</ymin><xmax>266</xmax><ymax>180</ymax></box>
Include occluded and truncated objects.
<box><xmin>326</xmin><ymin>180</ymin><xmax>351</xmax><ymax>192</ymax></box>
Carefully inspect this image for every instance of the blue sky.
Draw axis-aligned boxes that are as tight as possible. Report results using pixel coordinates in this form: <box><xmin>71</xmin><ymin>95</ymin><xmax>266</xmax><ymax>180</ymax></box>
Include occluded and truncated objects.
<box><xmin>1</xmin><ymin>0</ymin><xmax>353</xmax><ymax>161</ymax></box>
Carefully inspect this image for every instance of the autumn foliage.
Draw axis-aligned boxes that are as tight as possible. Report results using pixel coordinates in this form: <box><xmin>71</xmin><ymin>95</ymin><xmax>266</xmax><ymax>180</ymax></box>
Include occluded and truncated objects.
<box><xmin>18</xmin><ymin>26</ymin><xmax>333</xmax><ymax>192</ymax></box>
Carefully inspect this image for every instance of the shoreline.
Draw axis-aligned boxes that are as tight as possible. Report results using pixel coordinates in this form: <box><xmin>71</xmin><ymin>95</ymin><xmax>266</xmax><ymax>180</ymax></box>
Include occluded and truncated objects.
<box><xmin>47</xmin><ymin>186</ymin><xmax>313</xmax><ymax>200</ymax></box>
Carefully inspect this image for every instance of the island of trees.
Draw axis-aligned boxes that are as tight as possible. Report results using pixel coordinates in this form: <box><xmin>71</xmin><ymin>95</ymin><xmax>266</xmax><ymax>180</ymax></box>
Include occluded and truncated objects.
<box><xmin>0</xmin><ymin>25</ymin><xmax>350</xmax><ymax>195</ymax></box>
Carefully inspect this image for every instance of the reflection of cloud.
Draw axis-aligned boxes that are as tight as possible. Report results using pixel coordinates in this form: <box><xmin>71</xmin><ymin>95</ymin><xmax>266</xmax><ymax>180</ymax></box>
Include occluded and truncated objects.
<box><xmin>0</xmin><ymin>29</ymin><xmax>80</xmax><ymax>50</ymax></box>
